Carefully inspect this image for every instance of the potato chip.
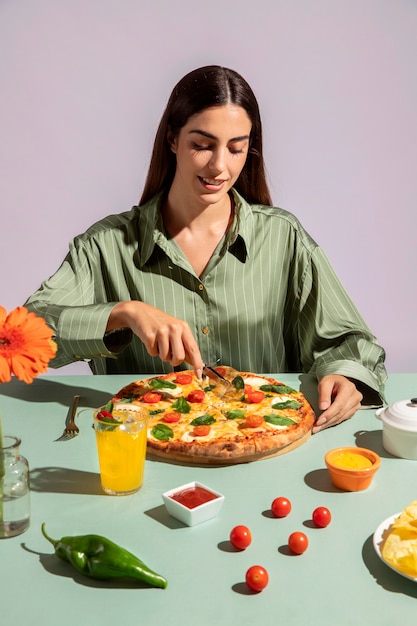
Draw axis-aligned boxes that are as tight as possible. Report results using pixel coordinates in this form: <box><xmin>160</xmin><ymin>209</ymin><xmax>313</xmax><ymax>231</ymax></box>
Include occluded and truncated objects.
<box><xmin>382</xmin><ymin>500</ymin><xmax>417</xmax><ymax>577</ymax></box>
<box><xmin>392</xmin><ymin>500</ymin><xmax>417</xmax><ymax>534</ymax></box>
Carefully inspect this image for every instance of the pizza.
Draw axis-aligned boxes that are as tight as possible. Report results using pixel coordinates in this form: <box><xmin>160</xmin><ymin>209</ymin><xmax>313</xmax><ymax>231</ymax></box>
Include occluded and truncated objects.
<box><xmin>98</xmin><ymin>366</ymin><xmax>316</xmax><ymax>464</ymax></box>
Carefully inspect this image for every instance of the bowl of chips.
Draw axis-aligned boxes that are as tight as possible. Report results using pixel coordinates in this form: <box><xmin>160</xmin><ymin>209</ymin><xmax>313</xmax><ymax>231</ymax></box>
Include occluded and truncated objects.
<box><xmin>325</xmin><ymin>446</ymin><xmax>381</xmax><ymax>491</ymax></box>
<box><xmin>374</xmin><ymin>500</ymin><xmax>417</xmax><ymax>580</ymax></box>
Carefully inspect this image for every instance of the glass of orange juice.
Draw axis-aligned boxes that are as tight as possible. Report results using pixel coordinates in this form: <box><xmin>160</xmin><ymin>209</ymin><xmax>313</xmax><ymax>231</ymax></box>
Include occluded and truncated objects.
<box><xmin>94</xmin><ymin>404</ymin><xmax>148</xmax><ymax>496</ymax></box>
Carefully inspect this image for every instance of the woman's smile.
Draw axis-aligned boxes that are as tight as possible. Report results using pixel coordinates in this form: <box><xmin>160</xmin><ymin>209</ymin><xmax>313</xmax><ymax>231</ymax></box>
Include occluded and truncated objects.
<box><xmin>198</xmin><ymin>176</ymin><xmax>227</xmax><ymax>191</ymax></box>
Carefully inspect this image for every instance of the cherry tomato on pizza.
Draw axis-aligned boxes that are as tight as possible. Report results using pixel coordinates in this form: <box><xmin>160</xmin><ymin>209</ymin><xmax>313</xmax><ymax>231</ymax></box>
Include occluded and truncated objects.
<box><xmin>246</xmin><ymin>389</ymin><xmax>265</xmax><ymax>404</ymax></box>
<box><xmin>245</xmin><ymin>565</ymin><xmax>269</xmax><ymax>592</ymax></box>
<box><xmin>162</xmin><ymin>412</ymin><xmax>182</xmax><ymax>423</ymax></box>
<box><xmin>187</xmin><ymin>389</ymin><xmax>205</xmax><ymax>403</ymax></box>
<box><xmin>312</xmin><ymin>506</ymin><xmax>332</xmax><ymax>528</ymax></box>
<box><xmin>245</xmin><ymin>414</ymin><xmax>264</xmax><ymax>428</ymax></box>
<box><xmin>143</xmin><ymin>392</ymin><xmax>162</xmax><ymax>404</ymax></box>
<box><xmin>271</xmin><ymin>497</ymin><xmax>292</xmax><ymax>518</ymax></box>
<box><xmin>175</xmin><ymin>373</ymin><xmax>193</xmax><ymax>385</ymax></box>
<box><xmin>288</xmin><ymin>531</ymin><xmax>308</xmax><ymax>554</ymax></box>
<box><xmin>230</xmin><ymin>525</ymin><xmax>252</xmax><ymax>550</ymax></box>
<box><xmin>192</xmin><ymin>425</ymin><xmax>211</xmax><ymax>437</ymax></box>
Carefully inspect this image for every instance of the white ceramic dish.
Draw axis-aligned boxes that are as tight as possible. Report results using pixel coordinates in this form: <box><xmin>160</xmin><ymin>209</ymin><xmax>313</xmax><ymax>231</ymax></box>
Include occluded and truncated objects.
<box><xmin>162</xmin><ymin>481</ymin><xmax>225</xmax><ymax>526</ymax></box>
<box><xmin>373</xmin><ymin>513</ymin><xmax>417</xmax><ymax>582</ymax></box>
<box><xmin>376</xmin><ymin>399</ymin><xmax>417</xmax><ymax>460</ymax></box>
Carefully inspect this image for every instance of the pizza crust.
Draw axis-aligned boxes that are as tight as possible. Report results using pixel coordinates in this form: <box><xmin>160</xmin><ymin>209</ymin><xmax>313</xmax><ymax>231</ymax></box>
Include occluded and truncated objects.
<box><xmin>147</xmin><ymin>430</ymin><xmax>312</xmax><ymax>465</ymax></box>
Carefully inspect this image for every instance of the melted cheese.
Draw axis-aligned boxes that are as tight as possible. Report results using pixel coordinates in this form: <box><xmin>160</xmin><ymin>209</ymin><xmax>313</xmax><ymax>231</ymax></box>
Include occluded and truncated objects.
<box><xmin>159</xmin><ymin>387</ymin><xmax>183</xmax><ymax>398</ymax></box>
<box><xmin>271</xmin><ymin>395</ymin><xmax>294</xmax><ymax>407</ymax></box>
<box><xmin>243</xmin><ymin>376</ymin><xmax>269</xmax><ymax>387</ymax></box>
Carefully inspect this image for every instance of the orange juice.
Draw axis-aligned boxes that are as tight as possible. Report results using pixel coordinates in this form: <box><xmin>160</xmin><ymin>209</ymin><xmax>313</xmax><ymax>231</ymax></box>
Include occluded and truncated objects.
<box><xmin>94</xmin><ymin>408</ymin><xmax>147</xmax><ymax>495</ymax></box>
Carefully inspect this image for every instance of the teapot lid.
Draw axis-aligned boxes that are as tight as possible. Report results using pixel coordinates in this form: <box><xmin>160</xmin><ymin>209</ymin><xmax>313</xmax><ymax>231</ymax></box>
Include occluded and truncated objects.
<box><xmin>379</xmin><ymin>398</ymin><xmax>417</xmax><ymax>431</ymax></box>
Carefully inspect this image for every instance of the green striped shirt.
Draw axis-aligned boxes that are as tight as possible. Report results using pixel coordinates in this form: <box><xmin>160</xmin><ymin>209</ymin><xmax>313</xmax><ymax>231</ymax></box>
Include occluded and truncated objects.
<box><xmin>24</xmin><ymin>189</ymin><xmax>386</xmax><ymax>400</ymax></box>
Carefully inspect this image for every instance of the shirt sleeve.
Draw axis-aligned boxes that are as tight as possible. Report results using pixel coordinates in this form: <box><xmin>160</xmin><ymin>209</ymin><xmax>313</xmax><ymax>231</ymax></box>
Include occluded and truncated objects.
<box><xmin>24</xmin><ymin>236</ymin><xmax>126</xmax><ymax>368</ymax></box>
<box><xmin>295</xmin><ymin>245</ymin><xmax>387</xmax><ymax>405</ymax></box>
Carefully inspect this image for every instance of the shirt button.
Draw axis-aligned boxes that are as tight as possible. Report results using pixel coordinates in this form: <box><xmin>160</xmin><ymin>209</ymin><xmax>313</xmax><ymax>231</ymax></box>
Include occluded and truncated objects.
<box><xmin>202</xmin><ymin>327</ymin><xmax>210</xmax><ymax>335</ymax></box>
<box><xmin>198</xmin><ymin>283</ymin><xmax>204</xmax><ymax>291</ymax></box>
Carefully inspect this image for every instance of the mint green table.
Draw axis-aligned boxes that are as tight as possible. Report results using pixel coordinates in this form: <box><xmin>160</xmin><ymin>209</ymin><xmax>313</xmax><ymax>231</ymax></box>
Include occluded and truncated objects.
<box><xmin>1</xmin><ymin>373</ymin><xmax>417</xmax><ymax>626</ymax></box>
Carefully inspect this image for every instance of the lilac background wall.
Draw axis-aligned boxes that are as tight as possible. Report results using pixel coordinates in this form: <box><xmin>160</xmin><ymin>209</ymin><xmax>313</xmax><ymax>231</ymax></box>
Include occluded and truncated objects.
<box><xmin>1</xmin><ymin>0</ymin><xmax>416</xmax><ymax>374</ymax></box>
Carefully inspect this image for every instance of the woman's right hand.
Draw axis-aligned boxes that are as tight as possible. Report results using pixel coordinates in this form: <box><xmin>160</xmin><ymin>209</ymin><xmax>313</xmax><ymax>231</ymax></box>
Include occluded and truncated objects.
<box><xmin>106</xmin><ymin>301</ymin><xmax>203</xmax><ymax>378</ymax></box>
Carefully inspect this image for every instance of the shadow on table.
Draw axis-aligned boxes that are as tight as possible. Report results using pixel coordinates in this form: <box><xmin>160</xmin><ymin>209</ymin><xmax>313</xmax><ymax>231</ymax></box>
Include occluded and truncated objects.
<box><xmin>30</xmin><ymin>466</ymin><xmax>103</xmax><ymax>495</ymax></box>
<box><xmin>144</xmin><ymin>504</ymin><xmax>187</xmax><ymax>530</ymax></box>
<box><xmin>362</xmin><ymin>534</ymin><xmax>417</xmax><ymax>598</ymax></box>
<box><xmin>354</xmin><ymin>428</ymin><xmax>396</xmax><ymax>459</ymax></box>
<box><xmin>21</xmin><ymin>544</ymin><xmax>155</xmax><ymax>589</ymax></box>
<box><xmin>304</xmin><ymin>468</ymin><xmax>342</xmax><ymax>493</ymax></box>
<box><xmin>0</xmin><ymin>376</ymin><xmax>112</xmax><ymax>408</ymax></box>
<box><xmin>298</xmin><ymin>373</ymin><xmax>319</xmax><ymax>415</ymax></box>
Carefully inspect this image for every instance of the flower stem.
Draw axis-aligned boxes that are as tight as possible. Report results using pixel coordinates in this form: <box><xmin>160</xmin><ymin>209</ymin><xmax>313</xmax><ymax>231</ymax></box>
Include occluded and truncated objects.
<box><xmin>0</xmin><ymin>416</ymin><xmax>4</xmax><ymax>525</ymax></box>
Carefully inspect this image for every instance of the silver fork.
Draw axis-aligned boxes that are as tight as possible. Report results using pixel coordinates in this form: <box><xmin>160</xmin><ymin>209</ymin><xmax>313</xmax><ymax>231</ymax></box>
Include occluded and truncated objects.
<box><xmin>55</xmin><ymin>395</ymin><xmax>81</xmax><ymax>441</ymax></box>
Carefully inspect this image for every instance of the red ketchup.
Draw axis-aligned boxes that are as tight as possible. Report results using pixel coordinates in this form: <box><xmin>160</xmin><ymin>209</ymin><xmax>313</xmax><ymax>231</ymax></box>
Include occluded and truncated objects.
<box><xmin>170</xmin><ymin>486</ymin><xmax>218</xmax><ymax>509</ymax></box>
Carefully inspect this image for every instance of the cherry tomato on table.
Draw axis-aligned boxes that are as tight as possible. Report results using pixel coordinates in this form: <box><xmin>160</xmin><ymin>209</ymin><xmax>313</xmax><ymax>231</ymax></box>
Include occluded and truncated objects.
<box><xmin>230</xmin><ymin>525</ymin><xmax>252</xmax><ymax>550</ymax></box>
<box><xmin>271</xmin><ymin>497</ymin><xmax>292</xmax><ymax>518</ymax></box>
<box><xmin>288</xmin><ymin>531</ymin><xmax>309</xmax><ymax>554</ymax></box>
<box><xmin>245</xmin><ymin>565</ymin><xmax>269</xmax><ymax>592</ymax></box>
<box><xmin>312</xmin><ymin>506</ymin><xmax>332</xmax><ymax>528</ymax></box>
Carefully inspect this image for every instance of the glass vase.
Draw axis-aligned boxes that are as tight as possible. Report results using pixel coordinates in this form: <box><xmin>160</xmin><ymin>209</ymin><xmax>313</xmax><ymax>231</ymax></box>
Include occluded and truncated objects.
<box><xmin>0</xmin><ymin>436</ymin><xmax>31</xmax><ymax>538</ymax></box>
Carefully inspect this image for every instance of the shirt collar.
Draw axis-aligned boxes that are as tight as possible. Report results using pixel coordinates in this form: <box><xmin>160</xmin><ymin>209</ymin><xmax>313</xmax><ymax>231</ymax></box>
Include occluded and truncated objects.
<box><xmin>137</xmin><ymin>189</ymin><xmax>252</xmax><ymax>267</ymax></box>
<box><xmin>137</xmin><ymin>192</ymin><xmax>166</xmax><ymax>266</ymax></box>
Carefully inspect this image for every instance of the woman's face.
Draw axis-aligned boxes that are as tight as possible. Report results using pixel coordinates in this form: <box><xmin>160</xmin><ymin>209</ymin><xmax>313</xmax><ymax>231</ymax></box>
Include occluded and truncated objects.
<box><xmin>168</xmin><ymin>104</ymin><xmax>252</xmax><ymax>208</ymax></box>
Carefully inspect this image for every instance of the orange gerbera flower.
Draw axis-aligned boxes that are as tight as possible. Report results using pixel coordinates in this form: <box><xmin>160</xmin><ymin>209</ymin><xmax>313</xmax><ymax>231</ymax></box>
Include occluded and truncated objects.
<box><xmin>0</xmin><ymin>306</ymin><xmax>57</xmax><ymax>384</ymax></box>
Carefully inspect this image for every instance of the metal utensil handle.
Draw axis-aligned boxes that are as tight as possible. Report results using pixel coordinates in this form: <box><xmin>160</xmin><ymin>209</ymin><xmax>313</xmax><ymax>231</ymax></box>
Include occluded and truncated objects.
<box><xmin>68</xmin><ymin>395</ymin><xmax>81</xmax><ymax>423</ymax></box>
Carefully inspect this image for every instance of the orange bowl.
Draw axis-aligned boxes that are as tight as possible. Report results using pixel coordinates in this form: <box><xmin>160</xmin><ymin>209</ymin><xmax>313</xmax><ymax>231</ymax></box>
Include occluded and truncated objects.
<box><xmin>324</xmin><ymin>447</ymin><xmax>381</xmax><ymax>491</ymax></box>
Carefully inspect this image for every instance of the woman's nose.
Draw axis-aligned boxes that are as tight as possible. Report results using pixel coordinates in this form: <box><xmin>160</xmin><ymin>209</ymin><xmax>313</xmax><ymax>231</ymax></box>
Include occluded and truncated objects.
<box><xmin>208</xmin><ymin>147</ymin><xmax>226</xmax><ymax>173</ymax></box>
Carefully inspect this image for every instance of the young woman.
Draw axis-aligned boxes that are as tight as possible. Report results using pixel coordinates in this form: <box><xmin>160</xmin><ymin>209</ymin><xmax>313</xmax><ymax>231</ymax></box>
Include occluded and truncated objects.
<box><xmin>24</xmin><ymin>65</ymin><xmax>386</xmax><ymax>432</ymax></box>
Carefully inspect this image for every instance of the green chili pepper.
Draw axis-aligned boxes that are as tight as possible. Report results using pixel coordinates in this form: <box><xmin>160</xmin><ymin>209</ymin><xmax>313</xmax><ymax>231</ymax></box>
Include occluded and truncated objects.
<box><xmin>41</xmin><ymin>523</ymin><xmax>167</xmax><ymax>588</ymax></box>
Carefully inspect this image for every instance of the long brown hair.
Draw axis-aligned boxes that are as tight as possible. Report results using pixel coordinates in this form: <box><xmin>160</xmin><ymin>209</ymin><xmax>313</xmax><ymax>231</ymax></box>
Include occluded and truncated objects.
<box><xmin>139</xmin><ymin>65</ymin><xmax>272</xmax><ymax>206</ymax></box>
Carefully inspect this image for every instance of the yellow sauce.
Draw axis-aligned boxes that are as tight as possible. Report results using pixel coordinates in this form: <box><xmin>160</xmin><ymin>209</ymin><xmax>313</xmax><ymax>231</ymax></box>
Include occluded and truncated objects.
<box><xmin>332</xmin><ymin>451</ymin><xmax>373</xmax><ymax>469</ymax></box>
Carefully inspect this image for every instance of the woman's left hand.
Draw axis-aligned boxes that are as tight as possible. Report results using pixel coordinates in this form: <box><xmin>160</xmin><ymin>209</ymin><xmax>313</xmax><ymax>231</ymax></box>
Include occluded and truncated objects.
<box><xmin>312</xmin><ymin>375</ymin><xmax>363</xmax><ymax>433</ymax></box>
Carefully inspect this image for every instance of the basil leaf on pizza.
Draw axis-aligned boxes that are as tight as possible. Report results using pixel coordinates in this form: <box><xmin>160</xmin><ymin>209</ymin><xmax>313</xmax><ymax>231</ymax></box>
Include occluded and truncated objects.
<box><xmin>149</xmin><ymin>378</ymin><xmax>177</xmax><ymax>390</ymax></box>
<box><xmin>226</xmin><ymin>409</ymin><xmax>246</xmax><ymax>420</ymax></box>
<box><xmin>272</xmin><ymin>400</ymin><xmax>301</xmax><ymax>410</ymax></box>
<box><xmin>232</xmin><ymin>375</ymin><xmax>245</xmax><ymax>390</ymax></box>
<box><xmin>152</xmin><ymin>423</ymin><xmax>174</xmax><ymax>440</ymax></box>
<box><xmin>264</xmin><ymin>414</ymin><xmax>297</xmax><ymax>426</ymax></box>
<box><xmin>260</xmin><ymin>384</ymin><xmax>296</xmax><ymax>394</ymax></box>
<box><xmin>171</xmin><ymin>397</ymin><xmax>191</xmax><ymax>413</ymax></box>
<box><xmin>190</xmin><ymin>414</ymin><xmax>216</xmax><ymax>426</ymax></box>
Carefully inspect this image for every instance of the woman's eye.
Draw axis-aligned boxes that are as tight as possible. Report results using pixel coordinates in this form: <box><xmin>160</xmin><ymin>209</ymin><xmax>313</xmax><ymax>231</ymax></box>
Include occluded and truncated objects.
<box><xmin>192</xmin><ymin>143</ymin><xmax>211</xmax><ymax>151</ymax></box>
